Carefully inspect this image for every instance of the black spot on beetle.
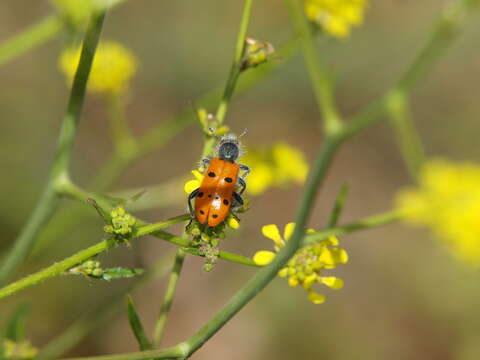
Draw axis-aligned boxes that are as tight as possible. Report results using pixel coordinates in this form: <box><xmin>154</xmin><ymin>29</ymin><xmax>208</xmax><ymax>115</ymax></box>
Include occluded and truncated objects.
<box><xmin>208</xmin><ymin>194</ymin><xmax>212</xmax><ymax>198</ymax></box>
<box><xmin>197</xmin><ymin>192</ymin><xmax>204</xmax><ymax>198</ymax></box>
<box><xmin>200</xmin><ymin>210</ymin><xmax>205</xmax><ymax>215</ymax></box>
<box><xmin>223</xmin><ymin>199</ymin><xmax>229</xmax><ymax>205</ymax></box>
<box><xmin>225</xmin><ymin>177</ymin><xmax>233</xmax><ymax>183</ymax></box>
<box><xmin>212</xmin><ymin>214</ymin><xmax>218</xmax><ymax>219</ymax></box>
<box><xmin>208</xmin><ymin>172</ymin><xmax>216</xmax><ymax>177</ymax></box>
<box><xmin>215</xmin><ymin>196</ymin><xmax>220</xmax><ymax>200</ymax></box>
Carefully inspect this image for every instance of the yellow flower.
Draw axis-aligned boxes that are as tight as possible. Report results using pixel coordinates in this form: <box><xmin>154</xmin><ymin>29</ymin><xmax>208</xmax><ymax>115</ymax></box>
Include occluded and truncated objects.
<box><xmin>304</xmin><ymin>0</ymin><xmax>368</xmax><ymax>38</ymax></box>
<box><xmin>242</xmin><ymin>142</ymin><xmax>309</xmax><ymax>196</ymax></box>
<box><xmin>59</xmin><ymin>41</ymin><xmax>137</xmax><ymax>95</ymax></box>
<box><xmin>253</xmin><ymin>223</ymin><xmax>348</xmax><ymax>304</ymax></box>
<box><xmin>184</xmin><ymin>170</ymin><xmax>204</xmax><ymax>194</ymax></box>
<box><xmin>396</xmin><ymin>159</ymin><xmax>480</xmax><ymax>265</ymax></box>
<box><xmin>3</xmin><ymin>339</ymin><xmax>38</xmax><ymax>360</ymax></box>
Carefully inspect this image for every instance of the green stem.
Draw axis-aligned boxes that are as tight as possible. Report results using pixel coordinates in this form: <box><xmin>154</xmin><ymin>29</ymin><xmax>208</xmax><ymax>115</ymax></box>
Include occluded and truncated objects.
<box><xmin>386</xmin><ymin>91</ymin><xmax>425</xmax><ymax>179</ymax></box>
<box><xmin>303</xmin><ymin>211</ymin><xmax>401</xmax><ymax>246</ymax></box>
<box><xmin>0</xmin><ymin>215</ymin><xmax>185</xmax><ymax>300</ymax></box>
<box><xmin>0</xmin><ymin>9</ymin><xmax>107</xmax><ymax>285</ymax></box>
<box><xmin>341</xmin><ymin>0</ymin><xmax>480</xmax><ymax>141</ymax></box>
<box><xmin>152</xmin><ymin>249</ymin><xmax>187</xmax><ymax>347</ymax></box>
<box><xmin>285</xmin><ymin>0</ymin><xmax>341</xmax><ymax>135</ymax></box>
<box><xmin>0</xmin><ymin>15</ymin><xmax>63</xmax><ymax>66</ymax></box>
<box><xmin>202</xmin><ymin>0</ymin><xmax>254</xmax><ymax>159</ymax></box>
<box><xmin>215</xmin><ymin>0</ymin><xmax>254</xmax><ymax>123</ymax></box>
<box><xmin>326</xmin><ymin>184</ymin><xmax>348</xmax><ymax>228</ymax></box>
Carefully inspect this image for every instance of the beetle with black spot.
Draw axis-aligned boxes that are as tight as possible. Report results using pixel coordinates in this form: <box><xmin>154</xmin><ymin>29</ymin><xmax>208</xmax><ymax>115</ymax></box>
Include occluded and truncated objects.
<box><xmin>187</xmin><ymin>133</ymin><xmax>250</xmax><ymax>227</ymax></box>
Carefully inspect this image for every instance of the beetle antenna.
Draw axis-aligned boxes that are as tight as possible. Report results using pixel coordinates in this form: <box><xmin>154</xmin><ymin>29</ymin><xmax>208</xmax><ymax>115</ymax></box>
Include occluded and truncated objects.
<box><xmin>238</xmin><ymin>128</ymin><xmax>248</xmax><ymax>138</ymax></box>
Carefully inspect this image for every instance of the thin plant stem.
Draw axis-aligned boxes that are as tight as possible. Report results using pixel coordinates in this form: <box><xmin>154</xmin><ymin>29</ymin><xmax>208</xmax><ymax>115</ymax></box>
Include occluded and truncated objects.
<box><xmin>326</xmin><ymin>184</ymin><xmax>348</xmax><ymax>228</ymax></box>
<box><xmin>202</xmin><ymin>0</ymin><xmax>254</xmax><ymax>159</ymax></box>
<box><xmin>0</xmin><ymin>215</ymin><xmax>187</xmax><ymax>300</ymax></box>
<box><xmin>386</xmin><ymin>91</ymin><xmax>425</xmax><ymax>179</ymax></box>
<box><xmin>0</xmin><ymin>15</ymin><xmax>63</xmax><ymax>66</ymax></box>
<box><xmin>303</xmin><ymin>211</ymin><xmax>401</xmax><ymax>246</ymax></box>
<box><xmin>0</xmin><ymin>9</ymin><xmax>108</xmax><ymax>285</ymax></box>
<box><xmin>285</xmin><ymin>0</ymin><xmax>341</xmax><ymax>135</ymax></box>
<box><xmin>341</xmin><ymin>0</ymin><xmax>480</xmax><ymax>141</ymax></box>
<box><xmin>152</xmin><ymin>249</ymin><xmax>187</xmax><ymax>347</ymax></box>
<box><xmin>215</xmin><ymin>0</ymin><xmax>254</xmax><ymax>123</ymax></box>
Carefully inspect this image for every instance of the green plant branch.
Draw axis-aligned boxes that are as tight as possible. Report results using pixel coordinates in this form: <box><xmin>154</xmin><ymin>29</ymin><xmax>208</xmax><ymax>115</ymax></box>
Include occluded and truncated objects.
<box><xmin>0</xmin><ymin>215</ymin><xmax>186</xmax><ymax>300</ymax></box>
<box><xmin>341</xmin><ymin>0</ymin><xmax>480</xmax><ymax>141</ymax></box>
<box><xmin>386</xmin><ymin>91</ymin><xmax>425</xmax><ymax>179</ymax></box>
<box><xmin>303</xmin><ymin>211</ymin><xmax>401</xmax><ymax>246</ymax></box>
<box><xmin>201</xmin><ymin>0</ymin><xmax>254</xmax><ymax>159</ymax></box>
<box><xmin>285</xmin><ymin>0</ymin><xmax>341</xmax><ymax>135</ymax></box>
<box><xmin>0</xmin><ymin>15</ymin><xmax>63</xmax><ymax>66</ymax></box>
<box><xmin>152</xmin><ymin>249</ymin><xmax>187</xmax><ymax>347</ymax></box>
<box><xmin>0</xmin><ymin>9</ymin><xmax>108</xmax><ymax>286</ymax></box>
<box><xmin>215</xmin><ymin>0</ymin><xmax>254</xmax><ymax>123</ymax></box>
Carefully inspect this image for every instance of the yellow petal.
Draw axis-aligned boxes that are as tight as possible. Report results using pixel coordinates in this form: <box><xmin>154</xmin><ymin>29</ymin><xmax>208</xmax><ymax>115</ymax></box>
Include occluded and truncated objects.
<box><xmin>333</xmin><ymin>248</ymin><xmax>349</xmax><ymax>264</ymax></box>
<box><xmin>320</xmin><ymin>276</ymin><xmax>344</xmax><ymax>290</ymax></box>
<box><xmin>284</xmin><ymin>222</ymin><xmax>296</xmax><ymax>241</ymax></box>
<box><xmin>307</xmin><ymin>228</ymin><xmax>316</xmax><ymax>234</ymax></box>
<box><xmin>278</xmin><ymin>268</ymin><xmax>289</xmax><ymax>278</ymax></box>
<box><xmin>262</xmin><ymin>224</ymin><xmax>283</xmax><ymax>247</ymax></box>
<box><xmin>327</xmin><ymin>236</ymin><xmax>339</xmax><ymax>246</ymax></box>
<box><xmin>302</xmin><ymin>274</ymin><xmax>318</xmax><ymax>290</ymax></box>
<box><xmin>288</xmin><ymin>276</ymin><xmax>299</xmax><ymax>287</ymax></box>
<box><xmin>308</xmin><ymin>291</ymin><xmax>326</xmax><ymax>304</ymax></box>
<box><xmin>253</xmin><ymin>251</ymin><xmax>276</xmax><ymax>266</ymax></box>
<box><xmin>184</xmin><ymin>179</ymin><xmax>200</xmax><ymax>194</ymax></box>
<box><xmin>319</xmin><ymin>248</ymin><xmax>335</xmax><ymax>266</ymax></box>
<box><xmin>227</xmin><ymin>216</ymin><xmax>240</xmax><ymax>230</ymax></box>
<box><xmin>192</xmin><ymin>170</ymin><xmax>204</xmax><ymax>181</ymax></box>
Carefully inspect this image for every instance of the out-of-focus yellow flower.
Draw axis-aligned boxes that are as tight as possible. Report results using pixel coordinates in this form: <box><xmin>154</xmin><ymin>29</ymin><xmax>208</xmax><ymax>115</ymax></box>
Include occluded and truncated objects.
<box><xmin>253</xmin><ymin>223</ymin><xmax>348</xmax><ymax>304</ymax></box>
<box><xmin>396</xmin><ymin>159</ymin><xmax>480</xmax><ymax>265</ymax></box>
<box><xmin>3</xmin><ymin>339</ymin><xmax>38</xmax><ymax>360</ymax></box>
<box><xmin>242</xmin><ymin>142</ymin><xmax>309</xmax><ymax>196</ymax></box>
<box><xmin>59</xmin><ymin>41</ymin><xmax>137</xmax><ymax>95</ymax></box>
<box><xmin>304</xmin><ymin>0</ymin><xmax>368</xmax><ymax>38</ymax></box>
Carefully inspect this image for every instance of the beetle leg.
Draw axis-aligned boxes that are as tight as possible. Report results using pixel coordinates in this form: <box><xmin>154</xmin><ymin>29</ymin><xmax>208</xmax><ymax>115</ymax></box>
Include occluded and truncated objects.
<box><xmin>187</xmin><ymin>188</ymin><xmax>200</xmax><ymax>217</ymax></box>
<box><xmin>236</xmin><ymin>177</ymin><xmax>247</xmax><ymax>195</ymax></box>
<box><xmin>231</xmin><ymin>192</ymin><xmax>244</xmax><ymax>211</ymax></box>
<box><xmin>239</xmin><ymin>164</ymin><xmax>250</xmax><ymax>179</ymax></box>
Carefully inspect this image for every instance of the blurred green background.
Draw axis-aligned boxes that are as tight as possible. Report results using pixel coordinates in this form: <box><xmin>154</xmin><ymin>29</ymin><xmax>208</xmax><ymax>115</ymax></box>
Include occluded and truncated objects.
<box><xmin>2</xmin><ymin>1</ymin><xmax>480</xmax><ymax>359</ymax></box>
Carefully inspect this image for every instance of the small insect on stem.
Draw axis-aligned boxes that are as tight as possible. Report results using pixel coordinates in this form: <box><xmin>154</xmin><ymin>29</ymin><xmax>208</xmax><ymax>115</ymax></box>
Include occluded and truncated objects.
<box><xmin>188</xmin><ymin>133</ymin><xmax>250</xmax><ymax>227</ymax></box>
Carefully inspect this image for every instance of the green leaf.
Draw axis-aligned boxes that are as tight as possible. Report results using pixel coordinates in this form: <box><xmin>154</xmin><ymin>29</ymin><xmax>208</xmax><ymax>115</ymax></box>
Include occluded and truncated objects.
<box><xmin>101</xmin><ymin>267</ymin><xmax>144</xmax><ymax>281</ymax></box>
<box><xmin>126</xmin><ymin>296</ymin><xmax>151</xmax><ymax>351</ymax></box>
<box><xmin>5</xmin><ymin>304</ymin><xmax>30</xmax><ymax>342</ymax></box>
<box><xmin>327</xmin><ymin>184</ymin><xmax>349</xmax><ymax>228</ymax></box>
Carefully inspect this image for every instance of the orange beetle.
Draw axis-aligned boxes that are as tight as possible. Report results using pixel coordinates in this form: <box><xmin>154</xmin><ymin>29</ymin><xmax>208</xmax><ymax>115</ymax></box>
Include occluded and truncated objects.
<box><xmin>188</xmin><ymin>134</ymin><xmax>250</xmax><ymax>227</ymax></box>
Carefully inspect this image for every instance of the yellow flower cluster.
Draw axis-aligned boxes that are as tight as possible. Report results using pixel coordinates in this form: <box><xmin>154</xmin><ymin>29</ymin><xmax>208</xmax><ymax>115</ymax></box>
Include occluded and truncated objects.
<box><xmin>396</xmin><ymin>159</ymin><xmax>480</xmax><ymax>265</ymax></box>
<box><xmin>304</xmin><ymin>0</ymin><xmax>368</xmax><ymax>38</ymax></box>
<box><xmin>59</xmin><ymin>41</ymin><xmax>137</xmax><ymax>95</ymax></box>
<box><xmin>253</xmin><ymin>223</ymin><xmax>348</xmax><ymax>304</ymax></box>
<box><xmin>2</xmin><ymin>339</ymin><xmax>38</xmax><ymax>360</ymax></box>
<box><xmin>241</xmin><ymin>142</ymin><xmax>309</xmax><ymax>195</ymax></box>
